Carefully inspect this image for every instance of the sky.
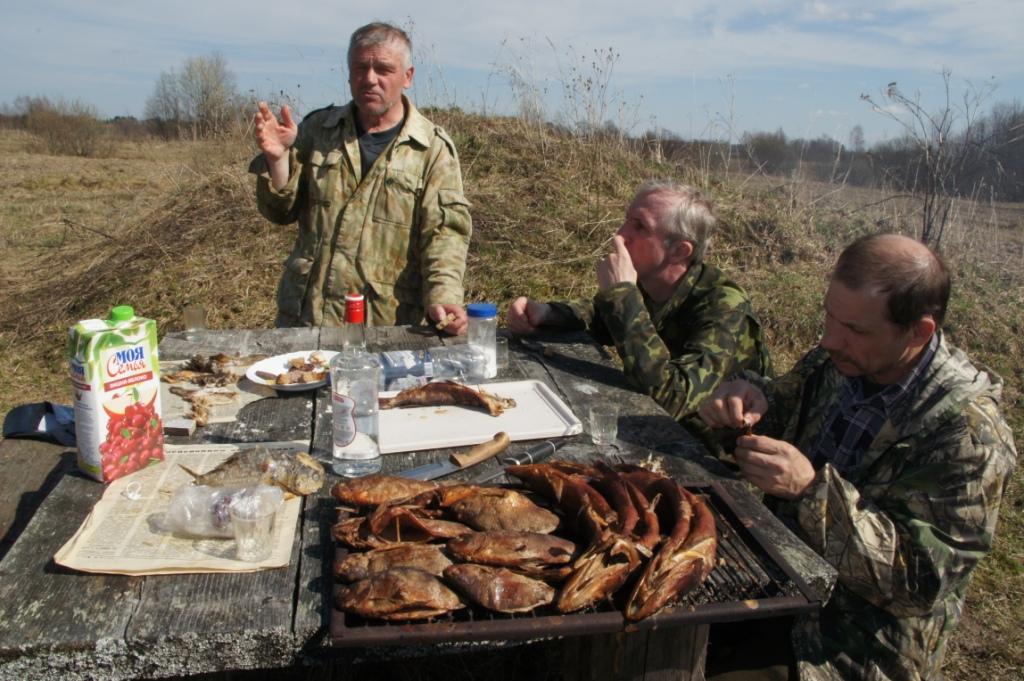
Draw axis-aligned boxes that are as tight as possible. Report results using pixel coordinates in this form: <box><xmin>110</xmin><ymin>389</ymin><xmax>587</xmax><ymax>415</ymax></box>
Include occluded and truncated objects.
<box><xmin>2</xmin><ymin>1</ymin><xmax>1021</xmax><ymax>146</ymax></box>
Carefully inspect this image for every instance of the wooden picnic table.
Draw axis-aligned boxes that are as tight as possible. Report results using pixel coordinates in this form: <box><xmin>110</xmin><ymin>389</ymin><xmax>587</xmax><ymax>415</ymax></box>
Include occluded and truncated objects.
<box><xmin>0</xmin><ymin>326</ymin><xmax>835</xmax><ymax>681</ymax></box>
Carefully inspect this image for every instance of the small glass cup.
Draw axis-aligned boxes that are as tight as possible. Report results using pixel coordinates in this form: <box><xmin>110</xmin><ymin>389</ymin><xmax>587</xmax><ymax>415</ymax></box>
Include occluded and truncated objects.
<box><xmin>183</xmin><ymin>305</ymin><xmax>207</xmax><ymax>341</ymax></box>
<box><xmin>495</xmin><ymin>336</ymin><xmax>510</xmax><ymax>371</ymax></box>
<box><xmin>230</xmin><ymin>500</ymin><xmax>276</xmax><ymax>562</ymax></box>
<box><xmin>589</xmin><ymin>404</ymin><xmax>619</xmax><ymax>447</ymax></box>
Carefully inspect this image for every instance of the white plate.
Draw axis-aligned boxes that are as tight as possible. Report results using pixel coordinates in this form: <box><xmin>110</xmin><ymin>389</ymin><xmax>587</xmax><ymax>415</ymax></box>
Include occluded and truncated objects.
<box><xmin>378</xmin><ymin>379</ymin><xmax>583</xmax><ymax>454</ymax></box>
<box><xmin>244</xmin><ymin>351</ymin><xmax>337</xmax><ymax>391</ymax></box>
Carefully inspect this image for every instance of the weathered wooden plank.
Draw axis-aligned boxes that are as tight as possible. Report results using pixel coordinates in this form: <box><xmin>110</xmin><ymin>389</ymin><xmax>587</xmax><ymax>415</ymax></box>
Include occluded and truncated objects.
<box><xmin>128</xmin><ymin>558</ymin><xmax>299</xmax><ymax>672</ymax></box>
<box><xmin>644</xmin><ymin>625</ymin><xmax>709</xmax><ymax>681</ymax></box>
<box><xmin>182</xmin><ymin>389</ymin><xmax>315</xmax><ymax>446</ymax></box>
<box><xmin>0</xmin><ymin>475</ymin><xmax>140</xmax><ymax>665</ymax></box>
<box><xmin>320</xmin><ymin>323</ymin><xmax>444</xmax><ymax>353</ymax></box>
<box><xmin>560</xmin><ymin>626</ymin><xmax>707</xmax><ymax>681</ymax></box>
<box><xmin>159</xmin><ymin>329</ymin><xmax>320</xmax><ymax>362</ymax></box>
<box><xmin>0</xmin><ymin>439</ymin><xmax>74</xmax><ymax>563</ymax></box>
<box><xmin>713</xmin><ymin>479</ymin><xmax>835</xmax><ymax>601</ymax></box>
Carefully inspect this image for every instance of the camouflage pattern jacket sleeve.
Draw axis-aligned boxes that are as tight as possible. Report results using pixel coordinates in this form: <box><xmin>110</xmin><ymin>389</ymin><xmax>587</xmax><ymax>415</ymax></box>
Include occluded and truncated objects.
<box><xmin>548</xmin><ymin>262</ymin><xmax>771</xmax><ymax>427</ymax></box>
<box><xmin>763</xmin><ymin>338</ymin><xmax>1017</xmax><ymax>680</ymax></box>
<box><xmin>249</xmin><ymin>98</ymin><xmax>471</xmax><ymax>327</ymax></box>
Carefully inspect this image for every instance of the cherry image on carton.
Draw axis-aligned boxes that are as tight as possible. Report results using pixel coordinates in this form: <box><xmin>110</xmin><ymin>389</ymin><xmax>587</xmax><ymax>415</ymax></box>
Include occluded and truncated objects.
<box><xmin>69</xmin><ymin>305</ymin><xmax>165</xmax><ymax>483</ymax></box>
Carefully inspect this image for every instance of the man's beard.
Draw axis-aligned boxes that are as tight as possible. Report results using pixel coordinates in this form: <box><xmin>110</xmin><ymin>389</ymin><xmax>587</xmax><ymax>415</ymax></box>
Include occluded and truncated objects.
<box><xmin>357</xmin><ymin>92</ymin><xmax>395</xmax><ymax>118</ymax></box>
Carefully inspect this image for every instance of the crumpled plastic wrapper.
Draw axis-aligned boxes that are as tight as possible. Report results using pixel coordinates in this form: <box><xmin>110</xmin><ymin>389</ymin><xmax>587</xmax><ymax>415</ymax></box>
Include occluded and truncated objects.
<box><xmin>160</xmin><ymin>484</ymin><xmax>284</xmax><ymax>538</ymax></box>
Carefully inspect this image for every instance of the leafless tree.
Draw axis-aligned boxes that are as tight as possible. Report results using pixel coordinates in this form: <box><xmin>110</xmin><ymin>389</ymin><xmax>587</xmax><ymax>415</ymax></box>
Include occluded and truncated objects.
<box><xmin>861</xmin><ymin>69</ymin><xmax>995</xmax><ymax>247</ymax></box>
<box><xmin>848</xmin><ymin>125</ymin><xmax>865</xmax><ymax>153</ymax></box>
<box><xmin>145</xmin><ymin>53</ymin><xmax>240</xmax><ymax>139</ymax></box>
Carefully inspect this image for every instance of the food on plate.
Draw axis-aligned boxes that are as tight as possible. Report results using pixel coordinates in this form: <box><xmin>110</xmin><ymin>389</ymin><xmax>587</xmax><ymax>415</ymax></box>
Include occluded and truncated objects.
<box><xmin>335</xmin><ymin>544</ymin><xmax>453</xmax><ymax>581</ymax></box>
<box><xmin>379</xmin><ymin>380</ymin><xmax>516</xmax><ymax>416</ymax></box>
<box><xmin>163</xmin><ymin>353</ymin><xmax>267</xmax><ymax>386</ymax></box>
<box><xmin>255</xmin><ymin>351</ymin><xmax>330</xmax><ymax>385</ymax></box>
<box><xmin>331</xmin><ymin>474</ymin><xmax>440</xmax><ymax>507</ymax></box>
<box><xmin>179</xmin><ymin>445</ymin><xmax>324</xmax><ymax>496</ymax></box>
<box><xmin>336</xmin><ymin>567</ymin><xmax>465</xmax><ymax>621</ymax></box>
<box><xmin>444</xmin><ymin>564</ymin><xmax>555</xmax><ymax>613</ymax></box>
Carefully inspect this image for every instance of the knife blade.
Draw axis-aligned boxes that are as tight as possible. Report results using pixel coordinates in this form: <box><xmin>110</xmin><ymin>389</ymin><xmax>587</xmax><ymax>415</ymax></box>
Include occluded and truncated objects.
<box><xmin>396</xmin><ymin>432</ymin><xmax>511</xmax><ymax>481</ymax></box>
<box><xmin>469</xmin><ymin>438</ymin><xmax>568</xmax><ymax>485</ymax></box>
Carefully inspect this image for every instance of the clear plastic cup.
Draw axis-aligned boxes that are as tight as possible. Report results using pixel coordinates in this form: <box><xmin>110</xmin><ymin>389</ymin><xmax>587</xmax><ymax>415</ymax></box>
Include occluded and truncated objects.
<box><xmin>495</xmin><ymin>336</ymin><xmax>509</xmax><ymax>371</ymax></box>
<box><xmin>589</xmin><ymin>404</ymin><xmax>619</xmax><ymax>447</ymax></box>
<box><xmin>183</xmin><ymin>305</ymin><xmax>206</xmax><ymax>341</ymax></box>
<box><xmin>230</xmin><ymin>496</ymin><xmax>276</xmax><ymax>562</ymax></box>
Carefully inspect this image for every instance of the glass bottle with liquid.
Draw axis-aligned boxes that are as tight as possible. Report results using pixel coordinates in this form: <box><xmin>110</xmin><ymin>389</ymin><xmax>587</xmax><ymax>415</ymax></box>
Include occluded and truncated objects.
<box><xmin>330</xmin><ymin>350</ymin><xmax>381</xmax><ymax>477</ymax></box>
<box><xmin>342</xmin><ymin>292</ymin><xmax>366</xmax><ymax>352</ymax></box>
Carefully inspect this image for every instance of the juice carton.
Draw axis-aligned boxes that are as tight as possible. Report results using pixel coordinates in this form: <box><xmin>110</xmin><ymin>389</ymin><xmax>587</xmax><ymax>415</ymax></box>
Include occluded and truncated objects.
<box><xmin>69</xmin><ymin>305</ymin><xmax>164</xmax><ymax>482</ymax></box>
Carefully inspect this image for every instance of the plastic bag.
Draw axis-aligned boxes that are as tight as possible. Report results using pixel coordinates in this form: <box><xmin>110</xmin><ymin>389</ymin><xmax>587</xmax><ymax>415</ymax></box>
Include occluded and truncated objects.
<box><xmin>161</xmin><ymin>484</ymin><xmax>284</xmax><ymax>538</ymax></box>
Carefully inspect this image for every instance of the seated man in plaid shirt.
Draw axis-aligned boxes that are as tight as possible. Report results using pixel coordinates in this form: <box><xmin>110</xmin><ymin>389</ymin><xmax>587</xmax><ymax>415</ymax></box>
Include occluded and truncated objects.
<box><xmin>698</xmin><ymin>234</ymin><xmax>1016</xmax><ymax>681</ymax></box>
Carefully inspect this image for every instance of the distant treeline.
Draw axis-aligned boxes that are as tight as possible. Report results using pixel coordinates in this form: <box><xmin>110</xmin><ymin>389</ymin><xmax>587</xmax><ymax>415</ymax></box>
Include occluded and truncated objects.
<box><xmin>638</xmin><ymin>100</ymin><xmax>1024</xmax><ymax>203</ymax></box>
<box><xmin>2</xmin><ymin>92</ymin><xmax>1021</xmax><ymax>205</ymax></box>
<box><xmin>0</xmin><ymin>93</ymin><xmax>253</xmax><ymax>155</ymax></box>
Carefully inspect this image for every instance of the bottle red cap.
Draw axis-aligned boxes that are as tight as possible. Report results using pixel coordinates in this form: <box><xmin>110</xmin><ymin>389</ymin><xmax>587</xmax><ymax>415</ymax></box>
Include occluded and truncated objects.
<box><xmin>345</xmin><ymin>293</ymin><xmax>365</xmax><ymax>324</ymax></box>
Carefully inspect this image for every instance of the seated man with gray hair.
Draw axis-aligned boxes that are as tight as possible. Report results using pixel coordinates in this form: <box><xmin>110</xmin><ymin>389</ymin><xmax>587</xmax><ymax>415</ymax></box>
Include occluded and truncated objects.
<box><xmin>508</xmin><ymin>180</ymin><xmax>771</xmax><ymax>442</ymax></box>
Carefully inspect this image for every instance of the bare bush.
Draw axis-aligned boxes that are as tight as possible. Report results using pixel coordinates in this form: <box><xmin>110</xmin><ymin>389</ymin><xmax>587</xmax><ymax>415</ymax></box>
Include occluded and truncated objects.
<box><xmin>861</xmin><ymin>70</ymin><xmax>995</xmax><ymax>246</ymax></box>
<box><xmin>15</xmin><ymin>96</ymin><xmax>108</xmax><ymax>157</ymax></box>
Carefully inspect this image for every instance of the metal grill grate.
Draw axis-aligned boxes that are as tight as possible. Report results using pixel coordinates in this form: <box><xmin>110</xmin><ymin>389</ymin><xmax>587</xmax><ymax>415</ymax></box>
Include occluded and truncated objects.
<box><xmin>330</xmin><ymin>481</ymin><xmax>819</xmax><ymax>647</ymax></box>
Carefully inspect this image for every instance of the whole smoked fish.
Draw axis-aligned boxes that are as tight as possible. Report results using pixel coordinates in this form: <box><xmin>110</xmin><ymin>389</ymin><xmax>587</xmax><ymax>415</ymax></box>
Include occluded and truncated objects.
<box><xmin>379</xmin><ymin>380</ymin><xmax>516</xmax><ymax>416</ymax></box>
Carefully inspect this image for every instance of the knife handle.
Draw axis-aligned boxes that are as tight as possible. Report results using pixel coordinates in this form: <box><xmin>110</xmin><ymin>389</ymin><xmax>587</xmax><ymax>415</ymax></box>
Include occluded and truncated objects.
<box><xmin>450</xmin><ymin>432</ymin><xmax>511</xmax><ymax>467</ymax></box>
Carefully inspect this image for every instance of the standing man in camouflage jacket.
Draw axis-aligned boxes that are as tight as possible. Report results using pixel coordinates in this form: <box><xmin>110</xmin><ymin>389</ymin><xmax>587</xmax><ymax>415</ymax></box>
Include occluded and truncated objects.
<box><xmin>699</xmin><ymin>234</ymin><xmax>1017</xmax><ymax>680</ymax></box>
<box><xmin>250</xmin><ymin>22</ymin><xmax>472</xmax><ymax>333</ymax></box>
<box><xmin>508</xmin><ymin>181</ymin><xmax>771</xmax><ymax>440</ymax></box>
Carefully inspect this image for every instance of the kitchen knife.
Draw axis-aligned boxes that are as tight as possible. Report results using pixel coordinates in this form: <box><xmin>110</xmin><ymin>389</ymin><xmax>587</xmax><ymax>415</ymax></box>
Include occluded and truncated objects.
<box><xmin>469</xmin><ymin>438</ymin><xmax>568</xmax><ymax>485</ymax></box>
<box><xmin>396</xmin><ymin>432</ymin><xmax>511</xmax><ymax>481</ymax></box>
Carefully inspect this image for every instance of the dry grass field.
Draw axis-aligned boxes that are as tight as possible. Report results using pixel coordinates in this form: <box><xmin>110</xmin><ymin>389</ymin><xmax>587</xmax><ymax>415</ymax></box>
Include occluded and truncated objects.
<box><xmin>0</xmin><ymin>114</ymin><xmax>1020</xmax><ymax>678</ymax></box>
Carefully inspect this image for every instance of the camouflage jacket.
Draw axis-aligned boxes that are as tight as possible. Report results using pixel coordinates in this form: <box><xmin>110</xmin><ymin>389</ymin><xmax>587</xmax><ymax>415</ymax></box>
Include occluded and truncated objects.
<box><xmin>753</xmin><ymin>334</ymin><xmax>1017</xmax><ymax>681</ymax></box>
<box><xmin>547</xmin><ymin>261</ymin><xmax>772</xmax><ymax>439</ymax></box>
<box><xmin>250</xmin><ymin>97</ymin><xmax>472</xmax><ymax>327</ymax></box>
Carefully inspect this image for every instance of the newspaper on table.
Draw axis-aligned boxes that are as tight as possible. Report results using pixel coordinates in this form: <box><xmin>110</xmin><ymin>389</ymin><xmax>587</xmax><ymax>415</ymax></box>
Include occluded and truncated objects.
<box><xmin>54</xmin><ymin>442</ymin><xmax>307</xmax><ymax>575</ymax></box>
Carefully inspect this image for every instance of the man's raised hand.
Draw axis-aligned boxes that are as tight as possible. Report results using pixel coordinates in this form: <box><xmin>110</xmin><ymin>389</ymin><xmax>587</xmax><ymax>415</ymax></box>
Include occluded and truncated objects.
<box><xmin>596</xmin><ymin>235</ymin><xmax>637</xmax><ymax>290</ymax></box>
<box><xmin>254</xmin><ymin>102</ymin><xmax>298</xmax><ymax>161</ymax></box>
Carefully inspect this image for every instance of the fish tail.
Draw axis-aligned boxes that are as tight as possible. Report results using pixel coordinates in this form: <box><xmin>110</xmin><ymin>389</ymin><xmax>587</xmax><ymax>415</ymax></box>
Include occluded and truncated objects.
<box><xmin>178</xmin><ymin>464</ymin><xmax>201</xmax><ymax>481</ymax></box>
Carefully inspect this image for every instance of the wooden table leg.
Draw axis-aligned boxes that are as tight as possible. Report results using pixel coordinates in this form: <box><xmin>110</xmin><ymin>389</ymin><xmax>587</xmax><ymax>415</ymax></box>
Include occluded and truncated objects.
<box><xmin>560</xmin><ymin>624</ymin><xmax>709</xmax><ymax>681</ymax></box>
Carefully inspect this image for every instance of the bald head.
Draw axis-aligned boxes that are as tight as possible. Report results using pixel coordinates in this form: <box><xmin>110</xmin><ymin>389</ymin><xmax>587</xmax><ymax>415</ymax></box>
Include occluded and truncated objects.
<box><xmin>833</xmin><ymin>233</ymin><xmax>950</xmax><ymax>328</ymax></box>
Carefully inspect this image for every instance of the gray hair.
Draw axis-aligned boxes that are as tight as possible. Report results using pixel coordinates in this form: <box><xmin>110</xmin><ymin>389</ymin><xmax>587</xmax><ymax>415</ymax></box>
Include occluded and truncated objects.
<box><xmin>634</xmin><ymin>180</ymin><xmax>716</xmax><ymax>263</ymax></box>
<box><xmin>348</xmin><ymin>22</ymin><xmax>413</xmax><ymax>70</ymax></box>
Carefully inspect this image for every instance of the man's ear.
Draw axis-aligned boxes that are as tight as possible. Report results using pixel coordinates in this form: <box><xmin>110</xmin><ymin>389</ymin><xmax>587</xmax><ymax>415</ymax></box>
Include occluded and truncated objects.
<box><xmin>671</xmin><ymin>239</ymin><xmax>694</xmax><ymax>265</ymax></box>
<box><xmin>909</xmin><ymin>315</ymin><xmax>936</xmax><ymax>348</ymax></box>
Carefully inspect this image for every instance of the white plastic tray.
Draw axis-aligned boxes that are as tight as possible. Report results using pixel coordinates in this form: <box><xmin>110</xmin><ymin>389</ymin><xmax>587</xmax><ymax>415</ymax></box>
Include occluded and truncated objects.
<box><xmin>378</xmin><ymin>379</ymin><xmax>583</xmax><ymax>454</ymax></box>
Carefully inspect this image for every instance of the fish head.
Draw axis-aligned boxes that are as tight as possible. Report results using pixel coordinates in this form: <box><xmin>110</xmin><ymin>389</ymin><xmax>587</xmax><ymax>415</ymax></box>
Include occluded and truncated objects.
<box><xmin>273</xmin><ymin>451</ymin><xmax>325</xmax><ymax>495</ymax></box>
